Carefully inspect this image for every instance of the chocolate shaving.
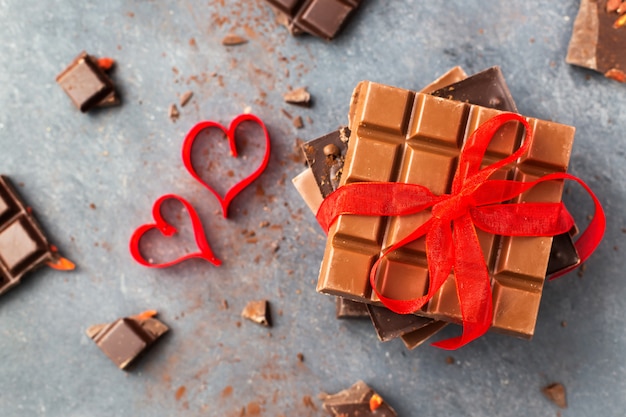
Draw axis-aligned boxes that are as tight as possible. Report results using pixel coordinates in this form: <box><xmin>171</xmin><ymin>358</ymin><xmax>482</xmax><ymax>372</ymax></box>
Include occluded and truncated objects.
<box><xmin>542</xmin><ymin>382</ymin><xmax>567</xmax><ymax>409</ymax></box>
<box><xmin>168</xmin><ymin>104</ymin><xmax>180</xmax><ymax>121</ymax></box>
<box><xmin>222</xmin><ymin>34</ymin><xmax>248</xmax><ymax>46</ymax></box>
<box><xmin>179</xmin><ymin>91</ymin><xmax>193</xmax><ymax>107</ymax></box>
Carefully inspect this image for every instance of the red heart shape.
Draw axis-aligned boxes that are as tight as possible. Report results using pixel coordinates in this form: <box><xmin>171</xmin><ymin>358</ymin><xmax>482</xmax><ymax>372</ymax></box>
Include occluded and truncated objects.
<box><xmin>129</xmin><ymin>194</ymin><xmax>221</xmax><ymax>268</ymax></box>
<box><xmin>182</xmin><ymin>114</ymin><xmax>271</xmax><ymax>218</ymax></box>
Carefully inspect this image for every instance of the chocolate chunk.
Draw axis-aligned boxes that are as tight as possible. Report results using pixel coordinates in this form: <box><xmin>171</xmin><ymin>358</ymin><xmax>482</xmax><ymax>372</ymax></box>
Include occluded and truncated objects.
<box><xmin>567</xmin><ymin>0</ymin><xmax>626</xmax><ymax>82</ymax></box>
<box><xmin>430</xmin><ymin>66</ymin><xmax>518</xmax><ymax>112</ymax></box>
<box><xmin>241</xmin><ymin>300</ymin><xmax>272</xmax><ymax>326</ymax></box>
<box><xmin>56</xmin><ymin>51</ymin><xmax>118</xmax><ymax>112</ymax></box>
<box><xmin>87</xmin><ymin>311</ymin><xmax>169</xmax><ymax>370</ymax></box>
<box><xmin>0</xmin><ymin>176</ymin><xmax>71</xmax><ymax>296</ymax></box>
<box><xmin>168</xmin><ymin>104</ymin><xmax>180</xmax><ymax>121</ymax></box>
<box><xmin>542</xmin><ymin>382</ymin><xmax>567</xmax><ymax>409</ymax></box>
<box><xmin>546</xmin><ymin>232</ymin><xmax>581</xmax><ymax>276</ymax></box>
<box><xmin>320</xmin><ymin>380</ymin><xmax>397</xmax><ymax>417</ymax></box>
<box><xmin>265</xmin><ymin>0</ymin><xmax>362</xmax><ymax>40</ymax></box>
<box><xmin>284</xmin><ymin>87</ymin><xmax>311</xmax><ymax>106</ymax></box>
<box><xmin>366</xmin><ymin>304</ymin><xmax>434</xmax><ymax>342</ymax></box>
<box><xmin>335</xmin><ymin>297</ymin><xmax>369</xmax><ymax>318</ymax></box>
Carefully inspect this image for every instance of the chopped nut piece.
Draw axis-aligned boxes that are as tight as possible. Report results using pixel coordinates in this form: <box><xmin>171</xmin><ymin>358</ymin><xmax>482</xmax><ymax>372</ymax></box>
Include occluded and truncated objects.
<box><xmin>283</xmin><ymin>87</ymin><xmax>311</xmax><ymax>106</ymax></box>
<box><xmin>241</xmin><ymin>300</ymin><xmax>271</xmax><ymax>327</ymax></box>
<box><xmin>369</xmin><ymin>394</ymin><xmax>383</xmax><ymax>411</ymax></box>
<box><xmin>542</xmin><ymin>382</ymin><xmax>567</xmax><ymax>409</ymax></box>
<box><xmin>179</xmin><ymin>90</ymin><xmax>193</xmax><ymax>107</ymax></box>
<box><xmin>222</xmin><ymin>34</ymin><xmax>248</xmax><ymax>46</ymax></box>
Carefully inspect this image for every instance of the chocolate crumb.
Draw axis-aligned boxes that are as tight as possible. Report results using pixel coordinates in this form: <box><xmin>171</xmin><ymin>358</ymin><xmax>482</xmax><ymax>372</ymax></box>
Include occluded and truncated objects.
<box><xmin>297</xmin><ymin>352</ymin><xmax>304</xmax><ymax>362</ymax></box>
<box><xmin>281</xmin><ymin>108</ymin><xmax>293</xmax><ymax>119</ymax></box>
<box><xmin>168</xmin><ymin>104</ymin><xmax>180</xmax><ymax>121</ymax></box>
<box><xmin>561</xmin><ymin>320</ymin><xmax>567</xmax><ymax>327</ymax></box>
<box><xmin>445</xmin><ymin>356</ymin><xmax>455</xmax><ymax>364</ymax></box>
<box><xmin>222</xmin><ymin>34</ymin><xmax>248</xmax><ymax>46</ymax></box>
<box><xmin>89</xmin><ymin>203</ymin><xmax>96</xmax><ymax>210</ymax></box>
<box><xmin>179</xmin><ymin>91</ymin><xmax>193</xmax><ymax>107</ymax></box>
<box><xmin>302</xmin><ymin>395</ymin><xmax>316</xmax><ymax>409</ymax></box>
<box><xmin>293</xmin><ymin>116</ymin><xmax>304</xmax><ymax>129</ymax></box>
<box><xmin>542</xmin><ymin>382</ymin><xmax>567</xmax><ymax>409</ymax></box>
<box><xmin>283</xmin><ymin>87</ymin><xmax>311</xmax><ymax>106</ymax></box>
<box><xmin>259</xmin><ymin>221</ymin><xmax>270</xmax><ymax>228</ymax></box>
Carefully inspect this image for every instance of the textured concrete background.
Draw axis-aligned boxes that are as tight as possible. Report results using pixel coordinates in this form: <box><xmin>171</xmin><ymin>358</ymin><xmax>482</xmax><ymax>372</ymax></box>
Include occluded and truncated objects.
<box><xmin>0</xmin><ymin>1</ymin><xmax>624</xmax><ymax>416</ymax></box>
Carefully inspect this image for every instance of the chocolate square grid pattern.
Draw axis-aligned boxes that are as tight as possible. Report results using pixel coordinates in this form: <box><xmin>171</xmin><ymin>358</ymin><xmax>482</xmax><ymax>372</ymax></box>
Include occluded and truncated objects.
<box><xmin>317</xmin><ymin>81</ymin><xmax>575</xmax><ymax>338</ymax></box>
<box><xmin>0</xmin><ymin>176</ymin><xmax>55</xmax><ymax>295</ymax></box>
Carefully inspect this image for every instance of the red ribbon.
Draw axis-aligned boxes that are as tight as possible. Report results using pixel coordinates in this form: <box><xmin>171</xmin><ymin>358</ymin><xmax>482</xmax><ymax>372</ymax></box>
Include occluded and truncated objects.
<box><xmin>316</xmin><ymin>113</ymin><xmax>605</xmax><ymax>350</ymax></box>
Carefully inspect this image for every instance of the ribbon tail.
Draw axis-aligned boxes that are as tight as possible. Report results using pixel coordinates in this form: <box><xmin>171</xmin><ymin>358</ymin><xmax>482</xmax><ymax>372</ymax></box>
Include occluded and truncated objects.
<box><xmin>432</xmin><ymin>214</ymin><xmax>492</xmax><ymax>350</ymax></box>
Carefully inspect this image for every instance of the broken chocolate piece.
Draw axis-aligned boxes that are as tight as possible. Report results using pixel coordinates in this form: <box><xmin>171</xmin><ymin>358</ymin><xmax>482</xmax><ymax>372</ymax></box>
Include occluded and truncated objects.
<box><xmin>430</xmin><ymin>66</ymin><xmax>518</xmax><ymax>112</ymax></box>
<box><xmin>542</xmin><ymin>382</ymin><xmax>567</xmax><ymax>409</ymax></box>
<box><xmin>0</xmin><ymin>176</ymin><xmax>73</xmax><ymax>296</ymax></box>
<box><xmin>241</xmin><ymin>300</ymin><xmax>272</xmax><ymax>326</ymax></box>
<box><xmin>265</xmin><ymin>0</ymin><xmax>362</xmax><ymax>40</ymax></box>
<box><xmin>168</xmin><ymin>104</ymin><xmax>180</xmax><ymax>121</ymax></box>
<box><xmin>222</xmin><ymin>34</ymin><xmax>248</xmax><ymax>46</ymax></box>
<box><xmin>401</xmin><ymin>321</ymin><xmax>449</xmax><ymax>350</ymax></box>
<box><xmin>56</xmin><ymin>51</ymin><xmax>119</xmax><ymax>112</ymax></box>
<box><xmin>336</xmin><ymin>297</ymin><xmax>369</xmax><ymax>318</ymax></box>
<box><xmin>567</xmin><ymin>0</ymin><xmax>626</xmax><ymax>82</ymax></box>
<box><xmin>320</xmin><ymin>381</ymin><xmax>397</xmax><ymax>417</ymax></box>
<box><xmin>284</xmin><ymin>87</ymin><xmax>311</xmax><ymax>106</ymax></box>
<box><xmin>87</xmin><ymin>311</ymin><xmax>169</xmax><ymax>370</ymax></box>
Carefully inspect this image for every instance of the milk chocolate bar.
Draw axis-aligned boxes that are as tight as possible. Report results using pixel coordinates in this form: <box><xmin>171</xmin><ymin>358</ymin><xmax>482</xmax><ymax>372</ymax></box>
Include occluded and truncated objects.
<box><xmin>265</xmin><ymin>0</ymin><xmax>362</xmax><ymax>40</ymax></box>
<box><xmin>87</xmin><ymin>311</ymin><xmax>168</xmax><ymax>370</ymax></box>
<box><xmin>567</xmin><ymin>0</ymin><xmax>626</xmax><ymax>82</ymax></box>
<box><xmin>318</xmin><ymin>81</ymin><xmax>575</xmax><ymax>338</ymax></box>
<box><xmin>0</xmin><ymin>176</ymin><xmax>65</xmax><ymax>295</ymax></box>
<box><xmin>56</xmin><ymin>51</ymin><xmax>119</xmax><ymax>112</ymax></box>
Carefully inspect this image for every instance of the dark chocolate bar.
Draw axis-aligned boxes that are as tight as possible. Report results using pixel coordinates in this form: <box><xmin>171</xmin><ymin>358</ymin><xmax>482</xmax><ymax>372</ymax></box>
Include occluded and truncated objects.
<box><xmin>336</xmin><ymin>297</ymin><xmax>369</xmax><ymax>318</ymax></box>
<box><xmin>87</xmin><ymin>311</ymin><xmax>168</xmax><ymax>370</ymax></box>
<box><xmin>320</xmin><ymin>380</ymin><xmax>397</xmax><ymax>417</ymax></box>
<box><xmin>56</xmin><ymin>51</ymin><xmax>119</xmax><ymax>112</ymax></box>
<box><xmin>366</xmin><ymin>304</ymin><xmax>434</xmax><ymax>342</ymax></box>
<box><xmin>567</xmin><ymin>0</ymin><xmax>626</xmax><ymax>82</ymax></box>
<box><xmin>265</xmin><ymin>0</ymin><xmax>362</xmax><ymax>40</ymax></box>
<box><xmin>0</xmin><ymin>176</ymin><xmax>66</xmax><ymax>295</ymax></box>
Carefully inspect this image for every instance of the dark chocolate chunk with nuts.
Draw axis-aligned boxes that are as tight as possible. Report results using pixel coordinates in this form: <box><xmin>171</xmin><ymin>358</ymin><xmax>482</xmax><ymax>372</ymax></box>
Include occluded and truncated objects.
<box><xmin>87</xmin><ymin>310</ymin><xmax>169</xmax><ymax>370</ymax></box>
<box><xmin>320</xmin><ymin>380</ymin><xmax>397</xmax><ymax>417</ymax></box>
<box><xmin>0</xmin><ymin>175</ymin><xmax>74</xmax><ymax>296</ymax></box>
<box><xmin>301</xmin><ymin>128</ymin><xmax>349</xmax><ymax>197</ymax></box>
<box><xmin>56</xmin><ymin>51</ymin><xmax>119</xmax><ymax>112</ymax></box>
<box><xmin>567</xmin><ymin>0</ymin><xmax>626</xmax><ymax>82</ymax></box>
<box><xmin>241</xmin><ymin>300</ymin><xmax>272</xmax><ymax>326</ymax></box>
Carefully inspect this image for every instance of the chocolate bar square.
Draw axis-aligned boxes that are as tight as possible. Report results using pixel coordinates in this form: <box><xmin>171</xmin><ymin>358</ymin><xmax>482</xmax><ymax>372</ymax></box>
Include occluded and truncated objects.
<box><xmin>317</xmin><ymin>81</ymin><xmax>575</xmax><ymax>338</ymax></box>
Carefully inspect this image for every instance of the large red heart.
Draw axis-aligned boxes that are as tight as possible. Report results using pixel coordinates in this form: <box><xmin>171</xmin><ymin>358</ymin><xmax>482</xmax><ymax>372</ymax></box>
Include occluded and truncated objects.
<box><xmin>129</xmin><ymin>194</ymin><xmax>221</xmax><ymax>268</ymax></box>
<box><xmin>182</xmin><ymin>114</ymin><xmax>271</xmax><ymax>218</ymax></box>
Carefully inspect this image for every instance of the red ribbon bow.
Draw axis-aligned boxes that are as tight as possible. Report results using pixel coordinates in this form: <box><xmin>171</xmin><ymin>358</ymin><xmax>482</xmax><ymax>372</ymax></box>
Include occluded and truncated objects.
<box><xmin>317</xmin><ymin>113</ymin><xmax>605</xmax><ymax>350</ymax></box>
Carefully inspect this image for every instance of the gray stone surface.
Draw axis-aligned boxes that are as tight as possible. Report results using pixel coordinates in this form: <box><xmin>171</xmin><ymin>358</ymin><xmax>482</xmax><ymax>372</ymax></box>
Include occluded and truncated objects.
<box><xmin>0</xmin><ymin>1</ymin><xmax>624</xmax><ymax>416</ymax></box>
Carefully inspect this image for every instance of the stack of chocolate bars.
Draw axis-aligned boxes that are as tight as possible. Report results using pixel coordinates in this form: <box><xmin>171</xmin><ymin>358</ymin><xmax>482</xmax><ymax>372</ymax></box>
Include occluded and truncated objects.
<box><xmin>293</xmin><ymin>67</ymin><xmax>581</xmax><ymax>349</ymax></box>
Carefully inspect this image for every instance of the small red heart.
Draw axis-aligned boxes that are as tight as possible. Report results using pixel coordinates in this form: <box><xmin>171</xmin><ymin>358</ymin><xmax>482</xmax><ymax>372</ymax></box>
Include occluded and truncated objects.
<box><xmin>129</xmin><ymin>194</ymin><xmax>221</xmax><ymax>268</ymax></box>
<box><xmin>182</xmin><ymin>114</ymin><xmax>271</xmax><ymax>218</ymax></box>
